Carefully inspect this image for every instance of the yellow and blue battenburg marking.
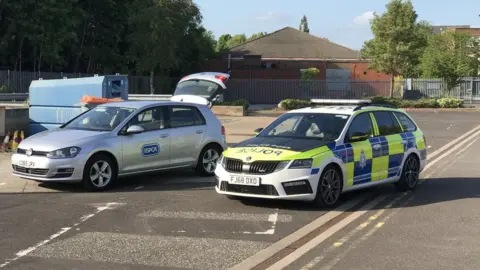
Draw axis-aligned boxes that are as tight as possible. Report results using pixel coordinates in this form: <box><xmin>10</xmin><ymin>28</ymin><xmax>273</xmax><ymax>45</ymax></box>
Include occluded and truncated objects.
<box><xmin>320</xmin><ymin>131</ymin><xmax>426</xmax><ymax>187</ymax></box>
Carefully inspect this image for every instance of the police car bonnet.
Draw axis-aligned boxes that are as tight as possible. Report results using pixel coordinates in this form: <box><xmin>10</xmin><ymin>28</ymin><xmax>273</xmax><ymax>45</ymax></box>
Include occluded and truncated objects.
<box><xmin>234</xmin><ymin>136</ymin><xmax>333</xmax><ymax>153</ymax></box>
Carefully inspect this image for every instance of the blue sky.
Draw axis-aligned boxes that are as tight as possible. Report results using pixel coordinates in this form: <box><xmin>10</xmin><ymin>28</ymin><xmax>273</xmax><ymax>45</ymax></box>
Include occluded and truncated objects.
<box><xmin>194</xmin><ymin>0</ymin><xmax>480</xmax><ymax>50</ymax></box>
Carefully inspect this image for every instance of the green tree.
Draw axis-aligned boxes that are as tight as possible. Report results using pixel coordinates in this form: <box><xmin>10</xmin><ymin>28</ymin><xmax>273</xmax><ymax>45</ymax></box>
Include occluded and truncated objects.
<box><xmin>299</xmin><ymin>15</ymin><xmax>310</xmax><ymax>33</ymax></box>
<box><xmin>248</xmin><ymin>32</ymin><xmax>268</xmax><ymax>40</ymax></box>
<box><xmin>225</xmin><ymin>34</ymin><xmax>247</xmax><ymax>49</ymax></box>
<box><xmin>420</xmin><ymin>30</ymin><xmax>479</xmax><ymax>91</ymax></box>
<box><xmin>216</xmin><ymin>34</ymin><xmax>232</xmax><ymax>52</ymax></box>
<box><xmin>360</xmin><ymin>0</ymin><xmax>430</xmax><ymax>97</ymax></box>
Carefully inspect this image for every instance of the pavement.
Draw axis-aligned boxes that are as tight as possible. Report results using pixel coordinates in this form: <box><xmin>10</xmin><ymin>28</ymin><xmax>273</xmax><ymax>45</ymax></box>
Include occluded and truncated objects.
<box><xmin>0</xmin><ymin>111</ymin><xmax>479</xmax><ymax>269</ymax></box>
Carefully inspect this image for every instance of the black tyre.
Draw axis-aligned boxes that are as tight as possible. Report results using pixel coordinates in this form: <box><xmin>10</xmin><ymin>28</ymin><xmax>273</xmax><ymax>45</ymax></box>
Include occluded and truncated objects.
<box><xmin>195</xmin><ymin>144</ymin><xmax>222</xmax><ymax>176</ymax></box>
<box><xmin>82</xmin><ymin>153</ymin><xmax>118</xmax><ymax>192</ymax></box>
<box><xmin>395</xmin><ymin>154</ymin><xmax>420</xmax><ymax>192</ymax></box>
<box><xmin>313</xmin><ymin>164</ymin><xmax>343</xmax><ymax>208</ymax></box>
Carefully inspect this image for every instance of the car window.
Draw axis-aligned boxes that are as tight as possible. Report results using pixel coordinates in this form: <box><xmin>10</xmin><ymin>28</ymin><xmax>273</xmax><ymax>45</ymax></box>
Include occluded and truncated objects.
<box><xmin>128</xmin><ymin>106</ymin><xmax>165</xmax><ymax>132</ymax></box>
<box><xmin>192</xmin><ymin>108</ymin><xmax>206</xmax><ymax>125</ymax></box>
<box><xmin>259</xmin><ymin>113</ymin><xmax>350</xmax><ymax>140</ymax></box>
<box><xmin>347</xmin><ymin>113</ymin><xmax>374</xmax><ymax>139</ymax></box>
<box><xmin>372</xmin><ymin>111</ymin><xmax>402</xmax><ymax>136</ymax></box>
<box><xmin>63</xmin><ymin>106</ymin><xmax>136</xmax><ymax>132</ymax></box>
<box><xmin>394</xmin><ymin>112</ymin><xmax>417</xmax><ymax>132</ymax></box>
<box><xmin>173</xmin><ymin>80</ymin><xmax>221</xmax><ymax>99</ymax></box>
<box><xmin>169</xmin><ymin>106</ymin><xmax>203</xmax><ymax>128</ymax></box>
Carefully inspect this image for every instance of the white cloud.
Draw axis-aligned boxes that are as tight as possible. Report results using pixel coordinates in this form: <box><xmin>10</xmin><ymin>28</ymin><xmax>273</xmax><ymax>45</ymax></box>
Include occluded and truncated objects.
<box><xmin>353</xmin><ymin>11</ymin><xmax>375</xmax><ymax>25</ymax></box>
<box><xmin>255</xmin><ymin>11</ymin><xmax>288</xmax><ymax>22</ymax></box>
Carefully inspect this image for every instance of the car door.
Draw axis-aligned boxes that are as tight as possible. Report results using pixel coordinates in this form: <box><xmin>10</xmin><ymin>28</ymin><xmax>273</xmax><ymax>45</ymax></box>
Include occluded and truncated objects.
<box><xmin>370</xmin><ymin>111</ymin><xmax>404</xmax><ymax>180</ymax></box>
<box><xmin>120</xmin><ymin>106</ymin><xmax>171</xmax><ymax>173</ymax></box>
<box><xmin>343</xmin><ymin>112</ymin><xmax>375</xmax><ymax>187</ymax></box>
<box><xmin>167</xmin><ymin>105</ymin><xmax>207</xmax><ymax>167</ymax></box>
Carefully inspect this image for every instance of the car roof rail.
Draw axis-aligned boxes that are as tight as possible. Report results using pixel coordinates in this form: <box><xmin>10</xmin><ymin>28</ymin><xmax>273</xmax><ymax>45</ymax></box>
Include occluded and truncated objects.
<box><xmin>310</xmin><ymin>99</ymin><xmax>372</xmax><ymax>107</ymax></box>
<box><xmin>353</xmin><ymin>103</ymin><xmax>397</xmax><ymax>111</ymax></box>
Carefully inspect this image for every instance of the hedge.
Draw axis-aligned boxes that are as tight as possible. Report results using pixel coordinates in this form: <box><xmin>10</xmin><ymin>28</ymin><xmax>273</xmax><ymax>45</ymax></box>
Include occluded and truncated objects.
<box><xmin>277</xmin><ymin>96</ymin><xmax>464</xmax><ymax>110</ymax></box>
<box><xmin>368</xmin><ymin>96</ymin><xmax>464</xmax><ymax>108</ymax></box>
<box><xmin>214</xmin><ymin>99</ymin><xmax>249</xmax><ymax>110</ymax></box>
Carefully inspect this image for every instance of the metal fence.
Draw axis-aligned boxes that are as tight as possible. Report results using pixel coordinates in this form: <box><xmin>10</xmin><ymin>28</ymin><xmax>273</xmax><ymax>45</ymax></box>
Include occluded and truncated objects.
<box><xmin>402</xmin><ymin>77</ymin><xmax>480</xmax><ymax>102</ymax></box>
<box><xmin>1</xmin><ymin>70</ymin><xmax>479</xmax><ymax>105</ymax></box>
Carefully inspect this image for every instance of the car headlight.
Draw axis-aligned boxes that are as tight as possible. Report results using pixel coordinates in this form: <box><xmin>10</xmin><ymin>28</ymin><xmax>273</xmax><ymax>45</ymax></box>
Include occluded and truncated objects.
<box><xmin>46</xmin><ymin>147</ymin><xmax>81</xmax><ymax>159</ymax></box>
<box><xmin>288</xmin><ymin>158</ymin><xmax>313</xmax><ymax>169</ymax></box>
<box><xmin>274</xmin><ymin>160</ymin><xmax>290</xmax><ymax>172</ymax></box>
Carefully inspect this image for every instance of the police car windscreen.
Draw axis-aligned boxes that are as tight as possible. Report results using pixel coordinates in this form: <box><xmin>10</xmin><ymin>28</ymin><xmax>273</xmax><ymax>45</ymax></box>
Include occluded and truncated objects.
<box><xmin>63</xmin><ymin>106</ymin><xmax>137</xmax><ymax>132</ymax></box>
<box><xmin>259</xmin><ymin>113</ymin><xmax>350</xmax><ymax>140</ymax></box>
<box><xmin>174</xmin><ymin>80</ymin><xmax>220</xmax><ymax>99</ymax></box>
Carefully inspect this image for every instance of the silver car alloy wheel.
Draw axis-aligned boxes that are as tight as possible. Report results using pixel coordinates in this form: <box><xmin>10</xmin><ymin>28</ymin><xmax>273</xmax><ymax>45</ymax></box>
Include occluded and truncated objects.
<box><xmin>89</xmin><ymin>160</ymin><xmax>112</xmax><ymax>188</ymax></box>
<box><xmin>203</xmin><ymin>149</ymin><xmax>219</xmax><ymax>173</ymax></box>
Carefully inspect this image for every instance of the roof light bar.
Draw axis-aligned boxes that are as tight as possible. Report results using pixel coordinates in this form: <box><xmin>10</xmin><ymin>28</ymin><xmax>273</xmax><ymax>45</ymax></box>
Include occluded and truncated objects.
<box><xmin>310</xmin><ymin>99</ymin><xmax>372</xmax><ymax>105</ymax></box>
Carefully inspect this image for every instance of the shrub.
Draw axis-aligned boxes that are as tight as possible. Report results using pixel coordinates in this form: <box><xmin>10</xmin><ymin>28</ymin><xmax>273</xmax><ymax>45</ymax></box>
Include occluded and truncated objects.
<box><xmin>436</xmin><ymin>98</ymin><xmax>463</xmax><ymax>108</ymax></box>
<box><xmin>214</xmin><ymin>99</ymin><xmax>249</xmax><ymax>110</ymax></box>
<box><xmin>366</xmin><ymin>96</ymin><xmax>463</xmax><ymax>108</ymax></box>
<box><xmin>300</xmin><ymin>68</ymin><xmax>320</xmax><ymax>80</ymax></box>
<box><xmin>278</xmin><ymin>99</ymin><xmax>311</xmax><ymax>110</ymax></box>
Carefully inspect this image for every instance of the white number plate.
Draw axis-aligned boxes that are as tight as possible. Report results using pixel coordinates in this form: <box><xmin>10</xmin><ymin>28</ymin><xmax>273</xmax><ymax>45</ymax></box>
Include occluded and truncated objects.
<box><xmin>228</xmin><ymin>175</ymin><xmax>260</xmax><ymax>186</ymax></box>
<box><xmin>18</xmin><ymin>160</ymin><xmax>35</xmax><ymax>168</ymax></box>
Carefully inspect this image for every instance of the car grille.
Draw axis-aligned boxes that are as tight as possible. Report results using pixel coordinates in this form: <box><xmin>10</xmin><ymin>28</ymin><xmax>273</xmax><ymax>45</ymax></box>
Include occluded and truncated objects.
<box><xmin>224</xmin><ymin>158</ymin><xmax>280</xmax><ymax>175</ymax></box>
<box><xmin>220</xmin><ymin>181</ymin><xmax>279</xmax><ymax>196</ymax></box>
<box><xmin>16</xmin><ymin>148</ymin><xmax>48</xmax><ymax>157</ymax></box>
<box><xmin>12</xmin><ymin>165</ymin><xmax>49</xmax><ymax>176</ymax></box>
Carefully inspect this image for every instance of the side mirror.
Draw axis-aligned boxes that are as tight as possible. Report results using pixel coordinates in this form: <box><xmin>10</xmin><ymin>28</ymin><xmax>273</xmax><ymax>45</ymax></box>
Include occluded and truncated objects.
<box><xmin>254</xmin><ymin>127</ymin><xmax>263</xmax><ymax>135</ymax></box>
<box><xmin>347</xmin><ymin>132</ymin><xmax>369</xmax><ymax>142</ymax></box>
<box><xmin>126</xmin><ymin>125</ymin><xmax>144</xmax><ymax>135</ymax></box>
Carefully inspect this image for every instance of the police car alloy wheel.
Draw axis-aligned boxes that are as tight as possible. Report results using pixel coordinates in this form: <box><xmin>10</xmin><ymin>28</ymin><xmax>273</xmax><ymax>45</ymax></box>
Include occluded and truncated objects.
<box><xmin>82</xmin><ymin>153</ymin><xmax>118</xmax><ymax>192</ymax></box>
<box><xmin>395</xmin><ymin>155</ymin><xmax>420</xmax><ymax>191</ymax></box>
<box><xmin>314</xmin><ymin>164</ymin><xmax>343</xmax><ymax>207</ymax></box>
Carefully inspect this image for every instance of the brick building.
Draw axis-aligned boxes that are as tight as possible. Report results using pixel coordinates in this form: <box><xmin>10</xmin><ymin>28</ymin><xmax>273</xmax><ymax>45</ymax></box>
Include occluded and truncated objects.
<box><xmin>205</xmin><ymin>27</ymin><xmax>390</xmax><ymax>81</ymax></box>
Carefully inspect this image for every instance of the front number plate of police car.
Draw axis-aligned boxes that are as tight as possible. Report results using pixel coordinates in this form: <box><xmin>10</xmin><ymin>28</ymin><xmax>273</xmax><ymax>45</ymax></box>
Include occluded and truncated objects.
<box><xmin>18</xmin><ymin>160</ymin><xmax>35</xmax><ymax>168</ymax></box>
<box><xmin>228</xmin><ymin>175</ymin><xmax>260</xmax><ymax>186</ymax></box>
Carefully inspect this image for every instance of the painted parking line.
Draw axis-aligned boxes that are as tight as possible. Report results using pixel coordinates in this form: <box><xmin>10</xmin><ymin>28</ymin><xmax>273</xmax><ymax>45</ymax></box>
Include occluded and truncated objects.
<box><xmin>138</xmin><ymin>211</ymin><xmax>293</xmax><ymax>223</ymax></box>
<box><xmin>27</xmin><ymin>232</ymin><xmax>270</xmax><ymax>270</ymax></box>
<box><xmin>0</xmin><ymin>202</ymin><xmax>125</xmax><ymax>268</ymax></box>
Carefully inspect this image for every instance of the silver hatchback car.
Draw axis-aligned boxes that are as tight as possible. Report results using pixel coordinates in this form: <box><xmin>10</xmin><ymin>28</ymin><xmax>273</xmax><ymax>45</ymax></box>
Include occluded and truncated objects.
<box><xmin>12</xmin><ymin>74</ymin><xmax>230</xmax><ymax>191</ymax></box>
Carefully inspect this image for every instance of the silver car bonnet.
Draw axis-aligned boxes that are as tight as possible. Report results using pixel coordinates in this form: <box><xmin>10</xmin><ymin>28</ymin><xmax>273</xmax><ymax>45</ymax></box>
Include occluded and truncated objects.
<box><xmin>18</xmin><ymin>128</ymin><xmax>109</xmax><ymax>152</ymax></box>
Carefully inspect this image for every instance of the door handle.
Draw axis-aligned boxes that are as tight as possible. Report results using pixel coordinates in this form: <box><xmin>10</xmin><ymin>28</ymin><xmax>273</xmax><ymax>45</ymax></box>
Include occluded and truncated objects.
<box><xmin>196</xmin><ymin>130</ymin><xmax>204</xmax><ymax>134</ymax></box>
<box><xmin>372</xmin><ymin>144</ymin><xmax>381</xmax><ymax>149</ymax></box>
<box><xmin>160</xmin><ymin>134</ymin><xmax>169</xmax><ymax>138</ymax></box>
<box><xmin>401</xmin><ymin>140</ymin><xmax>407</xmax><ymax>144</ymax></box>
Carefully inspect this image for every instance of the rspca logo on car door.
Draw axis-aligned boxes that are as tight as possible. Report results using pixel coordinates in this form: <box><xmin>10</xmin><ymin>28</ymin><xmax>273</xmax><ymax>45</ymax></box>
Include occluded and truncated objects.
<box><xmin>142</xmin><ymin>143</ymin><xmax>160</xmax><ymax>157</ymax></box>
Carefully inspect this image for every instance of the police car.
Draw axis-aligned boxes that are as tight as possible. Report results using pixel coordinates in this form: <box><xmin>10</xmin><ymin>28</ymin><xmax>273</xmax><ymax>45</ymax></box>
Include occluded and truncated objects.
<box><xmin>214</xmin><ymin>99</ymin><xmax>427</xmax><ymax>207</ymax></box>
<box><xmin>11</xmin><ymin>72</ymin><xmax>229</xmax><ymax>191</ymax></box>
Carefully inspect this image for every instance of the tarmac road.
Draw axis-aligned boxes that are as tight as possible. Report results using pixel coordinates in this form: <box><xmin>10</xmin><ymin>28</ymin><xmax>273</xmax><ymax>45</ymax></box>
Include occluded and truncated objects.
<box><xmin>0</xmin><ymin>111</ymin><xmax>479</xmax><ymax>269</ymax></box>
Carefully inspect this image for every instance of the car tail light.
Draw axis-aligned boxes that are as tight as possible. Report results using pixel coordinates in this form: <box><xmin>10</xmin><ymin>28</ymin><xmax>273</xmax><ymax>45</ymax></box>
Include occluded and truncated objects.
<box><xmin>221</xmin><ymin>125</ymin><xmax>225</xmax><ymax>135</ymax></box>
<box><xmin>215</xmin><ymin>75</ymin><xmax>227</xmax><ymax>82</ymax></box>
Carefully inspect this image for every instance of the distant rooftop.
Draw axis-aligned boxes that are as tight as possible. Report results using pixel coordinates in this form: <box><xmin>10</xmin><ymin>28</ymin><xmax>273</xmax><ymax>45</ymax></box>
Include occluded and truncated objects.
<box><xmin>431</xmin><ymin>25</ymin><xmax>471</xmax><ymax>34</ymax></box>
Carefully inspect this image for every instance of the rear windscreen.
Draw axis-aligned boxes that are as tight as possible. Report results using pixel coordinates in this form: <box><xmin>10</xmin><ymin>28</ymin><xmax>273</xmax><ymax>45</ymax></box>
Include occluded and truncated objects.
<box><xmin>173</xmin><ymin>80</ymin><xmax>221</xmax><ymax>97</ymax></box>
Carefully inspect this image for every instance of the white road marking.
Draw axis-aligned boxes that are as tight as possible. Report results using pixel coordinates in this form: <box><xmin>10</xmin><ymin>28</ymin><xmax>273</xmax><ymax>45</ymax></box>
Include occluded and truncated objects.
<box><xmin>319</xmin><ymin>195</ymin><xmax>416</xmax><ymax>270</ymax></box>
<box><xmin>139</xmin><ymin>211</ymin><xmax>292</xmax><ymax>223</ymax></box>
<box><xmin>0</xmin><ymin>183</ymin><xmax>5</xmax><ymax>186</ymax></box>
<box><xmin>265</xmin><ymin>195</ymin><xmax>388</xmax><ymax>270</ymax></box>
<box><xmin>135</xmin><ymin>186</ymin><xmax>144</xmax><ymax>190</ymax></box>
<box><xmin>27</xmin><ymin>232</ymin><xmax>270</xmax><ymax>269</ymax></box>
<box><xmin>426</xmin><ymin>122</ymin><xmax>480</xmax><ymax>161</ymax></box>
<box><xmin>229</xmin><ymin>195</ymin><xmax>369</xmax><ymax>270</ymax></box>
<box><xmin>299</xmin><ymin>193</ymin><xmax>408</xmax><ymax>269</ymax></box>
<box><xmin>0</xmin><ymin>202</ymin><xmax>125</xmax><ymax>268</ymax></box>
<box><xmin>427</xmin><ymin>145</ymin><xmax>432</xmax><ymax>149</ymax></box>
<box><xmin>233</xmin><ymin>209</ymin><xmax>280</xmax><ymax>235</ymax></box>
